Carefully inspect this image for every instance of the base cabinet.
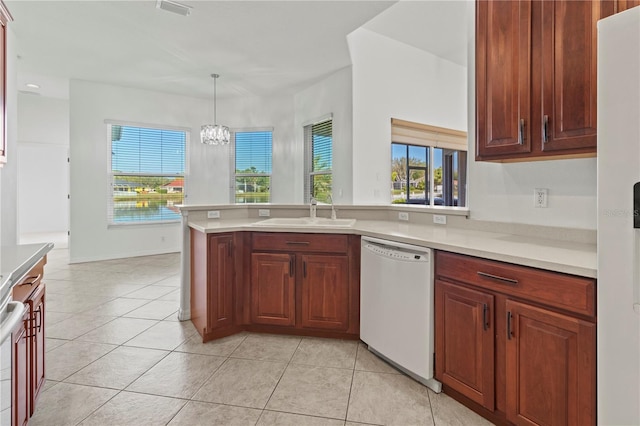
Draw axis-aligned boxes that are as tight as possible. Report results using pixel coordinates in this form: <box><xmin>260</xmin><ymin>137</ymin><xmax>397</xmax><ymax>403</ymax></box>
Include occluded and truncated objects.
<box><xmin>435</xmin><ymin>251</ymin><xmax>596</xmax><ymax>426</ymax></box>
<box><xmin>11</xmin><ymin>255</ymin><xmax>48</xmax><ymax>425</ymax></box>
<box><xmin>191</xmin><ymin>230</ymin><xmax>360</xmax><ymax>342</ymax></box>
<box><xmin>190</xmin><ymin>231</ymin><xmax>236</xmax><ymax>340</ymax></box>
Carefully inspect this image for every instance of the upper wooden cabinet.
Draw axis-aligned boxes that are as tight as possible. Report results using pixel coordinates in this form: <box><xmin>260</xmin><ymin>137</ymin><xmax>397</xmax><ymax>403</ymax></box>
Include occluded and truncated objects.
<box><xmin>0</xmin><ymin>1</ymin><xmax>10</xmax><ymax>167</ymax></box>
<box><xmin>476</xmin><ymin>0</ymin><xmax>615</xmax><ymax>161</ymax></box>
<box><xmin>617</xmin><ymin>0</ymin><xmax>640</xmax><ymax>12</ymax></box>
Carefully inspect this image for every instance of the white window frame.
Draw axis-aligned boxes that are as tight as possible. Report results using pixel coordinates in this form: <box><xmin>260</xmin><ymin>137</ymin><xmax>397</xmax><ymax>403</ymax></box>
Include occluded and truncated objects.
<box><xmin>304</xmin><ymin>114</ymin><xmax>333</xmax><ymax>203</ymax></box>
<box><xmin>230</xmin><ymin>127</ymin><xmax>273</xmax><ymax>204</ymax></box>
<box><xmin>106</xmin><ymin>120</ymin><xmax>189</xmax><ymax>226</ymax></box>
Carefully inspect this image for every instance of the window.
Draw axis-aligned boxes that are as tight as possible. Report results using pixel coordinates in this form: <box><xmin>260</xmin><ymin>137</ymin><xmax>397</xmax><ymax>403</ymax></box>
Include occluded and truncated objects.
<box><xmin>108</xmin><ymin>123</ymin><xmax>187</xmax><ymax>225</ymax></box>
<box><xmin>304</xmin><ymin>118</ymin><xmax>333</xmax><ymax>203</ymax></box>
<box><xmin>391</xmin><ymin>119</ymin><xmax>467</xmax><ymax>207</ymax></box>
<box><xmin>233</xmin><ymin>130</ymin><xmax>272</xmax><ymax>203</ymax></box>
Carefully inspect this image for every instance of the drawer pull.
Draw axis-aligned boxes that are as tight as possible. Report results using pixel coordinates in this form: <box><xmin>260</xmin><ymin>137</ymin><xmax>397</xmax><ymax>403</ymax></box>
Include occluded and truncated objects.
<box><xmin>477</xmin><ymin>271</ymin><xmax>518</xmax><ymax>286</ymax></box>
<box><xmin>18</xmin><ymin>274</ymin><xmax>41</xmax><ymax>286</ymax></box>
<box><xmin>285</xmin><ymin>241</ymin><xmax>310</xmax><ymax>246</ymax></box>
<box><xmin>506</xmin><ymin>311</ymin><xmax>513</xmax><ymax>340</ymax></box>
<box><xmin>482</xmin><ymin>304</ymin><xmax>489</xmax><ymax>331</ymax></box>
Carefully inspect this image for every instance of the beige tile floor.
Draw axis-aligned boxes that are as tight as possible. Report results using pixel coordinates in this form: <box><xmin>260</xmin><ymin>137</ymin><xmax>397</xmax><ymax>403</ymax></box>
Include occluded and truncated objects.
<box><xmin>33</xmin><ymin>248</ymin><xmax>494</xmax><ymax>426</ymax></box>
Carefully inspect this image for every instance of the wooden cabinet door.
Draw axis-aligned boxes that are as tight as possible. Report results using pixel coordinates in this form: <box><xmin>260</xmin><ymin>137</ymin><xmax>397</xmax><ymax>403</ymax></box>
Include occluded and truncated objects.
<box><xmin>476</xmin><ymin>0</ymin><xmax>532</xmax><ymax>159</ymax></box>
<box><xmin>618</xmin><ymin>0</ymin><xmax>640</xmax><ymax>11</ymax></box>
<box><xmin>435</xmin><ymin>280</ymin><xmax>495</xmax><ymax>410</ymax></box>
<box><xmin>300</xmin><ymin>254</ymin><xmax>349</xmax><ymax>330</ymax></box>
<box><xmin>12</xmin><ymin>311</ymin><xmax>29</xmax><ymax>426</ymax></box>
<box><xmin>29</xmin><ymin>284</ymin><xmax>45</xmax><ymax>414</ymax></box>
<box><xmin>251</xmin><ymin>253</ymin><xmax>296</xmax><ymax>326</ymax></box>
<box><xmin>208</xmin><ymin>235</ymin><xmax>234</xmax><ymax>330</ymax></box>
<box><xmin>505</xmin><ymin>300</ymin><xmax>596</xmax><ymax>426</ymax></box>
<box><xmin>540</xmin><ymin>0</ymin><xmax>614</xmax><ymax>153</ymax></box>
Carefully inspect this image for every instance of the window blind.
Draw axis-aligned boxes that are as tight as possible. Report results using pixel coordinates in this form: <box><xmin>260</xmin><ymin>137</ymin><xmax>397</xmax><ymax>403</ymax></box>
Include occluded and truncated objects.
<box><xmin>235</xmin><ymin>131</ymin><xmax>272</xmax><ymax>174</ymax></box>
<box><xmin>233</xmin><ymin>130</ymin><xmax>273</xmax><ymax>203</ymax></box>
<box><xmin>304</xmin><ymin>118</ymin><xmax>333</xmax><ymax>203</ymax></box>
<box><xmin>108</xmin><ymin>124</ymin><xmax>186</xmax><ymax>225</ymax></box>
<box><xmin>391</xmin><ymin>118</ymin><xmax>468</xmax><ymax>151</ymax></box>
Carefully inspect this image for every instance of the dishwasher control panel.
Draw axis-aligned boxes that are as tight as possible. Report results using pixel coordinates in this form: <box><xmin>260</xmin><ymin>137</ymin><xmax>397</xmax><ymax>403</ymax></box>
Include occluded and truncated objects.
<box><xmin>362</xmin><ymin>240</ymin><xmax>429</xmax><ymax>262</ymax></box>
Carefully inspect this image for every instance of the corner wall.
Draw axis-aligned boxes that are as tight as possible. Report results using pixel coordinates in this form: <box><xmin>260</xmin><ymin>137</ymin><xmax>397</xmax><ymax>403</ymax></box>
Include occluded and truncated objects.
<box><xmin>348</xmin><ymin>28</ymin><xmax>468</xmax><ymax>204</ymax></box>
<box><xmin>294</xmin><ymin>66</ymin><xmax>353</xmax><ymax>204</ymax></box>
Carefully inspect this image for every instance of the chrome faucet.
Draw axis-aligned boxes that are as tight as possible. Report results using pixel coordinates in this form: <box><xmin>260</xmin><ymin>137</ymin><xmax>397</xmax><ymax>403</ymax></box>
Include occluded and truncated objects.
<box><xmin>309</xmin><ymin>197</ymin><xmax>317</xmax><ymax>219</ymax></box>
<box><xmin>327</xmin><ymin>194</ymin><xmax>337</xmax><ymax>220</ymax></box>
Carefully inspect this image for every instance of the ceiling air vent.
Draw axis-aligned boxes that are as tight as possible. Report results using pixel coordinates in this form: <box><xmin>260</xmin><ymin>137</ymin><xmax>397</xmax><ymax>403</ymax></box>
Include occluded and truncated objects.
<box><xmin>156</xmin><ymin>0</ymin><xmax>192</xmax><ymax>16</ymax></box>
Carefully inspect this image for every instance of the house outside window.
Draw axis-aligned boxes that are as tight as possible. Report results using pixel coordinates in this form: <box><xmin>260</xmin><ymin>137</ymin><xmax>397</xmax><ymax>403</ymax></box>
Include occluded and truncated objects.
<box><xmin>233</xmin><ymin>129</ymin><xmax>272</xmax><ymax>203</ymax></box>
<box><xmin>108</xmin><ymin>122</ymin><xmax>187</xmax><ymax>225</ymax></box>
<box><xmin>391</xmin><ymin>119</ymin><xmax>467</xmax><ymax>207</ymax></box>
<box><xmin>304</xmin><ymin>117</ymin><xmax>333</xmax><ymax>203</ymax></box>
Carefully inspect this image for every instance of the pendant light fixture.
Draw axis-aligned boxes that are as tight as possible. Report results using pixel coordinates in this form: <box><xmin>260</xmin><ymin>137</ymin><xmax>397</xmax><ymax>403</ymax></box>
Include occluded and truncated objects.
<box><xmin>201</xmin><ymin>73</ymin><xmax>230</xmax><ymax>145</ymax></box>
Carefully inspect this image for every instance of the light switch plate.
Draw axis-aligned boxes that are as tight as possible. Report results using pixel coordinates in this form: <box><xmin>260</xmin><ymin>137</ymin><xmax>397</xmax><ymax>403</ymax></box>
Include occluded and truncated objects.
<box><xmin>534</xmin><ymin>188</ymin><xmax>548</xmax><ymax>208</ymax></box>
<box><xmin>207</xmin><ymin>210</ymin><xmax>220</xmax><ymax>219</ymax></box>
<box><xmin>258</xmin><ymin>209</ymin><xmax>270</xmax><ymax>217</ymax></box>
<box><xmin>398</xmin><ymin>212</ymin><xmax>409</xmax><ymax>221</ymax></box>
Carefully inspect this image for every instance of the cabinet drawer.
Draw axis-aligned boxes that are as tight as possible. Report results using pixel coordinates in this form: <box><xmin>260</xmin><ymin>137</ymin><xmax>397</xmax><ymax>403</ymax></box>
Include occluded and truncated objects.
<box><xmin>251</xmin><ymin>232</ymin><xmax>348</xmax><ymax>253</ymax></box>
<box><xmin>12</xmin><ymin>256</ymin><xmax>46</xmax><ymax>303</ymax></box>
<box><xmin>435</xmin><ymin>251</ymin><xmax>595</xmax><ymax>318</ymax></box>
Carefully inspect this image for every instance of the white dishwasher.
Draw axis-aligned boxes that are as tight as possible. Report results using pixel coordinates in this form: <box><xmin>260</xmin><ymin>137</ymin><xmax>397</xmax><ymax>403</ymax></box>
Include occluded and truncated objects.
<box><xmin>360</xmin><ymin>236</ymin><xmax>441</xmax><ymax>392</ymax></box>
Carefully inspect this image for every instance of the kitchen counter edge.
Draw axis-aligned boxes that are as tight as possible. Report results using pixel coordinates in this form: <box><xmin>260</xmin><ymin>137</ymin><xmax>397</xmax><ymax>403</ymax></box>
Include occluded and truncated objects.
<box><xmin>187</xmin><ymin>219</ymin><xmax>596</xmax><ymax>279</ymax></box>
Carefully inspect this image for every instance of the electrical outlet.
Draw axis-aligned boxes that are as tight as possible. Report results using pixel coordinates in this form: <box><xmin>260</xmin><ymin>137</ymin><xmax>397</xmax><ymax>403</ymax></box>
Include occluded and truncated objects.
<box><xmin>258</xmin><ymin>209</ymin><xmax>270</xmax><ymax>217</ymax></box>
<box><xmin>398</xmin><ymin>212</ymin><xmax>409</xmax><ymax>221</ymax></box>
<box><xmin>534</xmin><ymin>188</ymin><xmax>548</xmax><ymax>208</ymax></box>
<box><xmin>433</xmin><ymin>215</ymin><xmax>447</xmax><ymax>225</ymax></box>
<box><xmin>207</xmin><ymin>210</ymin><xmax>220</xmax><ymax>219</ymax></box>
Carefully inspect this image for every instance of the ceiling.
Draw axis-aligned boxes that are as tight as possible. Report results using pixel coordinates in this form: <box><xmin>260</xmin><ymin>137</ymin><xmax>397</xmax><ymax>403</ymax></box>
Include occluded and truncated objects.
<box><xmin>7</xmin><ymin>0</ymin><xmax>470</xmax><ymax>100</ymax></box>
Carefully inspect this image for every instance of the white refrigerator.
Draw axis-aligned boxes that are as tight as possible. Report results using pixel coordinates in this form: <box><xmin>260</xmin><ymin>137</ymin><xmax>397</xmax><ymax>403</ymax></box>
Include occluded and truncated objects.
<box><xmin>597</xmin><ymin>6</ymin><xmax>640</xmax><ymax>425</ymax></box>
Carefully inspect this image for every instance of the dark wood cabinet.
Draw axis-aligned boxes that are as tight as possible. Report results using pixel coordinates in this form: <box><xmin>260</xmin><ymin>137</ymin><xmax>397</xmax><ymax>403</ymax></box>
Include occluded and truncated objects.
<box><xmin>190</xmin><ymin>230</ymin><xmax>360</xmax><ymax>342</ymax></box>
<box><xmin>251</xmin><ymin>252</ymin><xmax>296</xmax><ymax>326</ymax></box>
<box><xmin>12</xmin><ymin>309</ymin><xmax>29</xmax><ymax>426</ymax></box>
<box><xmin>617</xmin><ymin>0</ymin><xmax>640</xmax><ymax>11</ymax></box>
<box><xmin>435</xmin><ymin>251</ymin><xmax>596</xmax><ymax>425</ymax></box>
<box><xmin>28</xmin><ymin>284</ymin><xmax>45</xmax><ymax>415</ymax></box>
<box><xmin>249</xmin><ymin>233</ymin><xmax>358</xmax><ymax>337</ymax></box>
<box><xmin>300</xmin><ymin>254</ymin><xmax>349</xmax><ymax>331</ymax></box>
<box><xmin>476</xmin><ymin>0</ymin><xmax>615</xmax><ymax>161</ymax></box>
<box><xmin>435</xmin><ymin>280</ymin><xmax>495</xmax><ymax>410</ymax></box>
<box><xmin>505</xmin><ymin>300</ymin><xmax>596</xmax><ymax>426</ymax></box>
<box><xmin>190</xmin><ymin>231</ymin><xmax>236</xmax><ymax>340</ymax></box>
<box><xmin>11</xmin><ymin>255</ymin><xmax>47</xmax><ymax>425</ymax></box>
<box><xmin>0</xmin><ymin>1</ymin><xmax>11</xmax><ymax>167</ymax></box>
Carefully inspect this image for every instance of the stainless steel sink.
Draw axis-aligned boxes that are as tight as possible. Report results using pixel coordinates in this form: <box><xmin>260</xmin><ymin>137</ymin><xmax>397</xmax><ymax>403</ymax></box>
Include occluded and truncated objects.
<box><xmin>252</xmin><ymin>217</ymin><xmax>356</xmax><ymax>228</ymax></box>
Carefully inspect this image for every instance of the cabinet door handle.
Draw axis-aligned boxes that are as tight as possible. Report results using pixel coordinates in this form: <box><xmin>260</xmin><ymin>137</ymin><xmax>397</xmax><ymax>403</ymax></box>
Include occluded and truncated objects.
<box><xmin>482</xmin><ymin>304</ymin><xmax>489</xmax><ymax>331</ymax></box>
<box><xmin>286</xmin><ymin>241</ymin><xmax>310</xmax><ymax>246</ymax></box>
<box><xmin>18</xmin><ymin>274</ymin><xmax>41</xmax><ymax>286</ymax></box>
<box><xmin>35</xmin><ymin>307</ymin><xmax>42</xmax><ymax>332</ymax></box>
<box><xmin>477</xmin><ymin>271</ymin><xmax>518</xmax><ymax>286</ymax></box>
<box><xmin>303</xmin><ymin>261</ymin><xmax>307</xmax><ymax>278</ymax></box>
<box><xmin>542</xmin><ymin>115</ymin><xmax>549</xmax><ymax>143</ymax></box>
<box><xmin>228</xmin><ymin>241</ymin><xmax>232</xmax><ymax>257</ymax></box>
<box><xmin>289</xmin><ymin>256</ymin><xmax>294</xmax><ymax>277</ymax></box>
<box><xmin>506</xmin><ymin>311</ymin><xmax>513</xmax><ymax>340</ymax></box>
<box><xmin>518</xmin><ymin>118</ymin><xmax>525</xmax><ymax>145</ymax></box>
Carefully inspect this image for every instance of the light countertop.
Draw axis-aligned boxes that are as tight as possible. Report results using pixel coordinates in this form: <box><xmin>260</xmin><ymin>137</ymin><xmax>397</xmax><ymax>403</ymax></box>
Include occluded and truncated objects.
<box><xmin>188</xmin><ymin>218</ymin><xmax>596</xmax><ymax>278</ymax></box>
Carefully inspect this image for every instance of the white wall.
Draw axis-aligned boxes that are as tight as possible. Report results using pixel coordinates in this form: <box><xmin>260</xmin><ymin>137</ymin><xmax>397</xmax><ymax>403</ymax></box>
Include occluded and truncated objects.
<box><xmin>17</xmin><ymin>95</ymin><xmax>69</xmax><ymax>235</ymax></box>
<box><xmin>465</xmin><ymin>9</ymin><xmax>597</xmax><ymax>230</ymax></box>
<box><xmin>69</xmin><ymin>80</ymin><xmax>297</xmax><ymax>261</ymax></box>
<box><xmin>1</xmin><ymin>28</ymin><xmax>20</xmax><ymax>246</ymax></box>
<box><xmin>348</xmin><ymin>28</ymin><xmax>467</xmax><ymax>204</ymax></box>
<box><xmin>294</xmin><ymin>66</ymin><xmax>353</xmax><ymax>204</ymax></box>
